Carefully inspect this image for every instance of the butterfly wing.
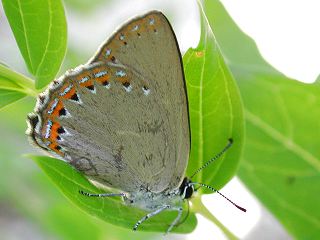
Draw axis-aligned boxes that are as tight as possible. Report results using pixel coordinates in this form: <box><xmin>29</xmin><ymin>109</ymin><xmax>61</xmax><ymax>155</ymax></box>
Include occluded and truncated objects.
<box><xmin>27</xmin><ymin>11</ymin><xmax>190</xmax><ymax>193</ymax></box>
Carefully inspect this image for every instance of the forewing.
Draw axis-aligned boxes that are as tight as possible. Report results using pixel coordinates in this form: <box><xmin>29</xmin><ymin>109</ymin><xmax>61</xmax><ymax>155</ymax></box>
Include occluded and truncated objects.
<box><xmin>27</xmin><ymin>11</ymin><xmax>189</xmax><ymax>193</ymax></box>
<box><xmin>92</xmin><ymin>11</ymin><xmax>190</xmax><ymax>192</ymax></box>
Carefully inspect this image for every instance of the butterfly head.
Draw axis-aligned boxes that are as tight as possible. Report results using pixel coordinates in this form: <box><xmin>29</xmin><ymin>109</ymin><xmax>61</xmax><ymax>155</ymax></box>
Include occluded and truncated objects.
<box><xmin>179</xmin><ymin>177</ymin><xmax>194</xmax><ymax>199</ymax></box>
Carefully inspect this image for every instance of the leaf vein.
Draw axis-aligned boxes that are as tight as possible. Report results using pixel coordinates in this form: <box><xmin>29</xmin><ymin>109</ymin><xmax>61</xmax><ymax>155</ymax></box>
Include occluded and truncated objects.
<box><xmin>16</xmin><ymin>0</ymin><xmax>34</xmax><ymax>72</ymax></box>
<box><xmin>35</xmin><ymin>0</ymin><xmax>53</xmax><ymax>77</ymax></box>
<box><xmin>245</xmin><ymin>109</ymin><xmax>320</xmax><ymax>172</ymax></box>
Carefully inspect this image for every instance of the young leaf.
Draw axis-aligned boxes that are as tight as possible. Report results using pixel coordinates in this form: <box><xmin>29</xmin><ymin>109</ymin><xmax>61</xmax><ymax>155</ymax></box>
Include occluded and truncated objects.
<box><xmin>29</xmin><ymin>155</ymin><xmax>196</xmax><ymax>233</ymax></box>
<box><xmin>184</xmin><ymin>3</ymin><xmax>244</xmax><ymax>192</ymax></box>
<box><xmin>0</xmin><ymin>89</ymin><xmax>26</xmax><ymax>109</ymax></box>
<box><xmin>2</xmin><ymin>0</ymin><xmax>67</xmax><ymax>89</ymax></box>
<box><xmin>204</xmin><ymin>0</ymin><xmax>320</xmax><ymax>238</ymax></box>
<box><xmin>0</xmin><ymin>63</ymin><xmax>37</xmax><ymax>109</ymax></box>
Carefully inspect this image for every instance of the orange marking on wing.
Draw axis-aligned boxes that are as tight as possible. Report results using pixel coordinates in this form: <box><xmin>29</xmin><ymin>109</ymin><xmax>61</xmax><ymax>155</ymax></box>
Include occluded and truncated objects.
<box><xmin>95</xmin><ymin>74</ymin><xmax>110</xmax><ymax>84</ymax></box>
<box><xmin>51</xmin><ymin>100</ymin><xmax>64</xmax><ymax>118</ymax></box>
<box><xmin>115</xmin><ymin>75</ymin><xmax>130</xmax><ymax>84</ymax></box>
<box><xmin>92</xmin><ymin>68</ymin><xmax>110</xmax><ymax>84</ymax></box>
<box><xmin>61</xmin><ymin>85</ymin><xmax>76</xmax><ymax>99</ymax></box>
<box><xmin>95</xmin><ymin>13</ymin><xmax>165</xmax><ymax>63</ymax></box>
<box><xmin>49</xmin><ymin>121</ymin><xmax>61</xmax><ymax>141</ymax></box>
<box><xmin>40</xmin><ymin>119</ymin><xmax>63</xmax><ymax>155</ymax></box>
<box><xmin>45</xmin><ymin>98</ymin><xmax>58</xmax><ymax>116</ymax></box>
<box><xmin>133</xmin><ymin>19</ymin><xmax>146</xmax><ymax>33</ymax></box>
<box><xmin>80</xmin><ymin>79</ymin><xmax>94</xmax><ymax>88</ymax></box>
<box><xmin>75</xmin><ymin>73</ymin><xmax>92</xmax><ymax>87</ymax></box>
<box><xmin>49</xmin><ymin>142</ymin><xmax>63</xmax><ymax>156</ymax></box>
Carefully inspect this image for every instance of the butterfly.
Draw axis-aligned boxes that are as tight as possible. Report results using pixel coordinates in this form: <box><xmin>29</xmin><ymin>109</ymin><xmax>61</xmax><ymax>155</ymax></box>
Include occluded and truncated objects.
<box><xmin>26</xmin><ymin>10</ymin><xmax>244</xmax><ymax>233</ymax></box>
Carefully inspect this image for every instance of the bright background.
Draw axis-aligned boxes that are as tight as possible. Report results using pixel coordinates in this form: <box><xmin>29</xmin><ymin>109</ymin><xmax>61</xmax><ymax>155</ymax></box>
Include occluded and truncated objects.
<box><xmin>0</xmin><ymin>0</ymin><xmax>319</xmax><ymax>239</ymax></box>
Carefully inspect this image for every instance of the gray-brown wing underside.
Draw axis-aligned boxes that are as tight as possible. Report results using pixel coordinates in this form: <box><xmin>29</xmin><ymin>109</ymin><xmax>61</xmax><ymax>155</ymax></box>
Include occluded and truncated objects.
<box><xmin>92</xmin><ymin>11</ymin><xmax>190</xmax><ymax>191</ymax></box>
<box><xmin>61</xmin><ymin>64</ymin><xmax>189</xmax><ymax>193</ymax></box>
<box><xmin>28</xmin><ymin>11</ymin><xmax>190</xmax><ymax>194</ymax></box>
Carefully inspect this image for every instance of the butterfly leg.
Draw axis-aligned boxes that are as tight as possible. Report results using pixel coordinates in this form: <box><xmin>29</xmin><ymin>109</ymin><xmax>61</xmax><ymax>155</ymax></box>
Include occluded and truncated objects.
<box><xmin>133</xmin><ymin>205</ymin><xmax>171</xmax><ymax>231</ymax></box>
<box><xmin>79</xmin><ymin>190</ymin><xmax>125</xmax><ymax>198</ymax></box>
<box><xmin>165</xmin><ymin>206</ymin><xmax>183</xmax><ymax>234</ymax></box>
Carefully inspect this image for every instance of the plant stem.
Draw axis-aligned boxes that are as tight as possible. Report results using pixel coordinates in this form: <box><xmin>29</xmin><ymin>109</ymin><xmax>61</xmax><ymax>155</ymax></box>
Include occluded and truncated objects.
<box><xmin>0</xmin><ymin>63</ymin><xmax>38</xmax><ymax>97</ymax></box>
<box><xmin>191</xmin><ymin>196</ymin><xmax>238</xmax><ymax>240</ymax></box>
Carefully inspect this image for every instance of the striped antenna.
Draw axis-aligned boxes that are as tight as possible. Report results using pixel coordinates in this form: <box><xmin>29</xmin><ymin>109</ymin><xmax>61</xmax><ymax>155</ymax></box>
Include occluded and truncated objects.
<box><xmin>190</xmin><ymin>182</ymin><xmax>247</xmax><ymax>212</ymax></box>
<box><xmin>190</xmin><ymin>138</ymin><xmax>233</xmax><ymax>179</ymax></box>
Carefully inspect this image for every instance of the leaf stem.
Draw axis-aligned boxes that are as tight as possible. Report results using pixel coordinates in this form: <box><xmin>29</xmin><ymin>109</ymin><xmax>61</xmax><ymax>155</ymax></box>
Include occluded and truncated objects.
<box><xmin>0</xmin><ymin>64</ymin><xmax>38</xmax><ymax>97</ymax></box>
<box><xmin>191</xmin><ymin>196</ymin><xmax>238</xmax><ymax>240</ymax></box>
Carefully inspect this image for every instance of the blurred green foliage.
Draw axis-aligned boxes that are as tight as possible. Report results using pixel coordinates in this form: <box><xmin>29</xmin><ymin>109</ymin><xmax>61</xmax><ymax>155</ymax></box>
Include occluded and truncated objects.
<box><xmin>2</xmin><ymin>0</ymin><xmax>67</xmax><ymax>89</ymax></box>
<box><xmin>205</xmin><ymin>0</ymin><xmax>320</xmax><ymax>239</ymax></box>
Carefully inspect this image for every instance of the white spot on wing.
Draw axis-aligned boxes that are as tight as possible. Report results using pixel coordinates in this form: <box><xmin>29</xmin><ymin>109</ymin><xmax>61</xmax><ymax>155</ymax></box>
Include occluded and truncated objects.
<box><xmin>45</xmin><ymin>120</ymin><xmax>53</xmax><ymax>138</ymax></box>
<box><xmin>76</xmin><ymin>94</ymin><xmax>83</xmax><ymax>104</ymax></box>
<box><xmin>115</xmin><ymin>70</ymin><xmax>126</xmax><ymax>77</ymax></box>
<box><xmin>94</xmin><ymin>71</ymin><xmax>107</xmax><ymax>78</ymax></box>
<box><xmin>142</xmin><ymin>87</ymin><xmax>151</xmax><ymax>96</ymax></box>
<box><xmin>149</xmin><ymin>18</ymin><xmax>155</xmax><ymax>25</ymax></box>
<box><xmin>47</xmin><ymin>98</ymin><xmax>59</xmax><ymax>114</ymax></box>
<box><xmin>60</xmin><ymin>108</ymin><xmax>72</xmax><ymax>118</ymax></box>
<box><xmin>60</xmin><ymin>84</ymin><xmax>73</xmax><ymax>96</ymax></box>
<box><xmin>104</xmin><ymin>82</ymin><xmax>111</xmax><ymax>89</ymax></box>
<box><xmin>132</xmin><ymin>25</ymin><xmax>139</xmax><ymax>31</ymax></box>
<box><xmin>105</xmin><ymin>49</ymin><xmax>111</xmax><ymax>56</ymax></box>
<box><xmin>88</xmin><ymin>86</ymin><xmax>96</xmax><ymax>94</ymax></box>
<box><xmin>124</xmin><ymin>84</ymin><xmax>132</xmax><ymax>92</ymax></box>
<box><xmin>79</xmin><ymin>76</ymin><xmax>90</xmax><ymax>83</ymax></box>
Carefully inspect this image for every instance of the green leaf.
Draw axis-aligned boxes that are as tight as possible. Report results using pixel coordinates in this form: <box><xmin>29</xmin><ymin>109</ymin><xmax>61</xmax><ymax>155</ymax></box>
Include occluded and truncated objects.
<box><xmin>183</xmin><ymin>3</ymin><xmax>244</xmax><ymax>192</ymax></box>
<box><xmin>29</xmin><ymin>155</ymin><xmax>196</xmax><ymax>233</ymax></box>
<box><xmin>2</xmin><ymin>0</ymin><xmax>67</xmax><ymax>89</ymax></box>
<box><xmin>64</xmin><ymin>0</ymin><xmax>110</xmax><ymax>12</ymax></box>
<box><xmin>0</xmin><ymin>63</ymin><xmax>37</xmax><ymax>109</ymax></box>
<box><xmin>0</xmin><ymin>89</ymin><xmax>26</xmax><ymax>109</ymax></box>
<box><xmin>204</xmin><ymin>0</ymin><xmax>320</xmax><ymax>238</ymax></box>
